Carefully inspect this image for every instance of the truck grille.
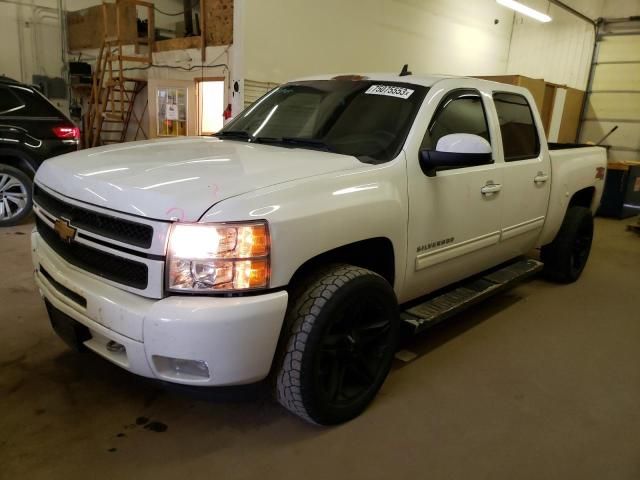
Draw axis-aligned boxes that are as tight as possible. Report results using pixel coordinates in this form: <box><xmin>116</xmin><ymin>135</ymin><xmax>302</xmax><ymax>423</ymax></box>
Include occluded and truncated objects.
<box><xmin>34</xmin><ymin>185</ymin><xmax>153</xmax><ymax>248</ymax></box>
<box><xmin>36</xmin><ymin>217</ymin><xmax>149</xmax><ymax>290</ymax></box>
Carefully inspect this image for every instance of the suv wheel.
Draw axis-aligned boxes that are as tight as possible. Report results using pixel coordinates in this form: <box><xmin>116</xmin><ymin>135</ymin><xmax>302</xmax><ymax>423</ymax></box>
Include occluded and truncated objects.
<box><xmin>274</xmin><ymin>264</ymin><xmax>399</xmax><ymax>425</ymax></box>
<box><xmin>0</xmin><ymin>165</ymin><xmax>33</xmax><ymax>227</ymax></box>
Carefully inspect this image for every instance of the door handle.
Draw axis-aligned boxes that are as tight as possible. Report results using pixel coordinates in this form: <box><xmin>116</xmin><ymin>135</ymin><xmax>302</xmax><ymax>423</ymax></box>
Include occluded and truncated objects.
<box><xmin>534</xmin><ymin>173</ymin><xmax>549</xmax><ymax>184</ymax></box>
<box><xmin>481</xmin><ymin>183</ymin><xmax>502</xmax><ymax>195</ymax></box>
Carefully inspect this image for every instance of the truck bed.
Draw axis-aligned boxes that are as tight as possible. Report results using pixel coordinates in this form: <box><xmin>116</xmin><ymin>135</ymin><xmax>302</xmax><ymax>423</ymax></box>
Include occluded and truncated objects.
<box><xmin>548</xmin><ymin>142</ymin><xmax>596</xmax><ymax>150</ymax></box>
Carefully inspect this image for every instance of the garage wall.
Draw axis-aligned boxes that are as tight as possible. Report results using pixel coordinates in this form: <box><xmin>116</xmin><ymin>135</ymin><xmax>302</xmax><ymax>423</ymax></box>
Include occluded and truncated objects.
<box><xmin>579</xmin><ymin>21</ymin><xmax>640</xmax><ymax>160</ymax></box>
<box><xmin>241</xmin><ymin>0</ymin><xmax>515</xmax><ymax>84</ymax></box>
<box><xmin>505</xmin><ymin>0</ymin><xmax>640</xmax><ymax>90</ymax></box>
<box><xmin>506</xmin><ymin>0</ymin><xmax>603</xmax><ymax>90</ymax></box>
<box><xmin>0</xmin><ymin>0</ymin><xmax>183</xmax><ymax>85</ymax></box>
<box><xmin>0</xmin><ymin>0</ymin><xmax>64</xmax><ymax>83</ymax></box>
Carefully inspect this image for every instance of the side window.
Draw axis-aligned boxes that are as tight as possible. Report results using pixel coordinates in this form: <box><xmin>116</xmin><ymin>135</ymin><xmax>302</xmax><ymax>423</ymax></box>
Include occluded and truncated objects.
<box><xmin>0</xmin><ymin>87</ymin><xmax>25</xmax><ymax>115</ymax></box>
<box><xmin>9</xmin><ymin>86</ymin><xmax>60</xmax><ymax>117</ymax></box>
<box><xmin>421</xmin><ymin>90</ymin><xmax>490</xmax><ymax>150</ymax></box>
<box><xmin>493</xmin><ymin>92</ymin><xmax>540</xmax><ymax>161</ymax></box>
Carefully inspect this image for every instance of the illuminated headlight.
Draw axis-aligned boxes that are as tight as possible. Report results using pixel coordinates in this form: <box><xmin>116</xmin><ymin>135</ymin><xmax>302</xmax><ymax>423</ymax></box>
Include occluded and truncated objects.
<box><xmin>167</xmin><ymin>222</ymin><xmax>270</xmax><ymax>292</ymax></box>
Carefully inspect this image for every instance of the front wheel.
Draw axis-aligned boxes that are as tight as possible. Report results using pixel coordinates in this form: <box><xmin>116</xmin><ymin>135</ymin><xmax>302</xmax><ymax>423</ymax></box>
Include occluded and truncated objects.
<box><xmin>541</xmin><ymin>206</ymin><xmax>594</xmax><ymax>283</ymax></box>
<box><xmin>275</xmin><ymin>265</ymin><xmax>399</xmax><ymax>425</ymax></box>
<box><xmin>0</xmin><ymin>165</ymin><xmax>33</xmax><ymax>227</ymax></box>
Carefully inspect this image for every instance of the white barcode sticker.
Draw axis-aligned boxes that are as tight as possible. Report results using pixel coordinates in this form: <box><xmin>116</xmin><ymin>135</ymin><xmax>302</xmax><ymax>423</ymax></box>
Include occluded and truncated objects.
<box><xmin>365</xmin><ymin>85</ymin><xmax>414</xmax><ymax>99</ymax></box>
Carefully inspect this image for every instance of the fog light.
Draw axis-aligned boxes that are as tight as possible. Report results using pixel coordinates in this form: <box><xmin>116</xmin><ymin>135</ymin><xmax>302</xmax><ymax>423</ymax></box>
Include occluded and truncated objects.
<box><xmin>106</xmin><ymin>340</ymin><xmax>125</xmax><ymax>353</ymax></box>
<box><xmin>153</xmin><ymin>355</ymin><xmax>210</xmax><ymax>380</ymax></box>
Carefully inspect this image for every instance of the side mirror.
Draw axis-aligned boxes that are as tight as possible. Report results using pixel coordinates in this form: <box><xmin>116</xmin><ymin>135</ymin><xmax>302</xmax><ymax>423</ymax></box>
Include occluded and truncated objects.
<box><xmin>419</xmin><ymin>133</ymin><xmax>493</xmax><ymax>177</ymax></box>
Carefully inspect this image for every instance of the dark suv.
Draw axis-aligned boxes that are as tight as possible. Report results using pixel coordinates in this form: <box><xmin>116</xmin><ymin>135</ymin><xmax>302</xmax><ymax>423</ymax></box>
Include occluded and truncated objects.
<box><xmin>0</xmin><ymin>76</ymin><xmax>79</xmax><ymax>226</ymax></box>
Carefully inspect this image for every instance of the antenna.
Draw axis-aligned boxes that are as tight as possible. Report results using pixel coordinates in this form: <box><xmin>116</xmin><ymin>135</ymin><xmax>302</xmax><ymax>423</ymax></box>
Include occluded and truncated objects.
<box><xmin>399</xmin><ymin>64</ymin><xmax>412</xmax><ymax>76</ymax></box>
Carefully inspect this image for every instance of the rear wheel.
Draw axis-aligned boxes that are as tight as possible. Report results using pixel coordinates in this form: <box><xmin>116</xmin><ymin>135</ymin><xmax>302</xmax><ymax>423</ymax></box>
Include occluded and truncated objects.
<box><xmin>275</xmin><ymin>265</ymin><xmax>399</xmax><ymax>425</ymax></box>
<box><xmin>0</xmin><ymin>165</ymin><xmax>32</xmax><ymax>227</ymax></box>
<box><xmin>541</xmin><ymin>206</ymin><xmax>594</xmax><ymax>283</ymax></box>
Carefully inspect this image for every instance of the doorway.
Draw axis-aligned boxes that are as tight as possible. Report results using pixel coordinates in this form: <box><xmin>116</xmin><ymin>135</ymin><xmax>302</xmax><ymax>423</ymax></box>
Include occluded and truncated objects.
<box><xmin>196</xmin><ymin>78</ymin><xmax>226</xmax><ymax>135</ymax></box>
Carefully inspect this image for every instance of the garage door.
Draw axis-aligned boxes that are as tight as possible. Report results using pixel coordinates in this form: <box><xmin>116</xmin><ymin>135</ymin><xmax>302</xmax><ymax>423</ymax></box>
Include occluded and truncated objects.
<box><xmin>579</xmin><ymin>19</ymin><xmax>640</xmax><ymax>161</ymax></box>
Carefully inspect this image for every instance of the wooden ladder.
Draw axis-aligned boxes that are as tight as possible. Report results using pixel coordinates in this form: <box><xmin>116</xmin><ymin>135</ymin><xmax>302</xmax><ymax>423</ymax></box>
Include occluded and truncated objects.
<box><xmin>84</xmin><ymin>0</ymin><xmax>154</xmax><ymax>148</ymax></box>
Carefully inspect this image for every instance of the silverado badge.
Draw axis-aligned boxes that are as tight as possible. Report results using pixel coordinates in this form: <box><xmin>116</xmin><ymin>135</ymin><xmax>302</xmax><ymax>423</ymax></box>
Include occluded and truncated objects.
<box><xmin>54</xmin><ymin>218</ymin><xmax>76</xmax><ymax>243</ymax></box>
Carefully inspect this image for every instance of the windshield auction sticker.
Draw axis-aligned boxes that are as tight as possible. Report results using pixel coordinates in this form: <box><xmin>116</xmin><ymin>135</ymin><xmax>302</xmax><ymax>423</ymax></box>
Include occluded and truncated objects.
<box><xmin>365</xmin><ymin>85</ymin><xmax>414</xmax><ymax>99</ymax></box>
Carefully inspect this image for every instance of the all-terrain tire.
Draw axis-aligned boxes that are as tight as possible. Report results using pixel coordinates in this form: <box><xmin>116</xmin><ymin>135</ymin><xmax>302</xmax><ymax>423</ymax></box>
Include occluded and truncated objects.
<box><xmin>275</xmin><ymin>264</ymin><xmax>398</xmax><ymax>425</ymax></box>
<box><xmin>541</xmin><ymin>206</ymin><xmax>594</xmax><ymax>283</ymax></box>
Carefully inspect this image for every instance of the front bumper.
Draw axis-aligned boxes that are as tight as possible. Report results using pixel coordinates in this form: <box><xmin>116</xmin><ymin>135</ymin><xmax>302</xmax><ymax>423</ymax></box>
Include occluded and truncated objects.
<box><xmin>31</xmin><ymin>230</ymin><xmax>289</xmax><ymax>386</ymax></box>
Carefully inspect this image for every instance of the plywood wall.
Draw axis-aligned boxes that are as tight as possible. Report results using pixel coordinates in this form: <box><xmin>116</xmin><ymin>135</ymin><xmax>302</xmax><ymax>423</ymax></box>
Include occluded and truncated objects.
<box><xmin>204</xmin><ymin>0</ymin><xmax>233</xmax><ymax>46</ymax></box>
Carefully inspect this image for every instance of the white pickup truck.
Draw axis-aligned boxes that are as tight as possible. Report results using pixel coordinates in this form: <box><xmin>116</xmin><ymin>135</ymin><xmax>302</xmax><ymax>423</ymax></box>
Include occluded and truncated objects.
<box><xmin>31</xmin><ymin>73</ymin><xmax>606</xmax><ymax>425</ymax></box>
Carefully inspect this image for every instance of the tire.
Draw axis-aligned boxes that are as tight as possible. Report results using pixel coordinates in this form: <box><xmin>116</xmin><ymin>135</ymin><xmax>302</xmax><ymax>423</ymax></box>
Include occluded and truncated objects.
<box><xmin>0</xmin><ymin>165</ymin><xmax>33</xmax><ymax>227</ymax></box>
<box><xmin>275</xmin><ymin>264</ymin><xmax>399</xmax><ymax>425</ymax></box>
<box><xmin>541</xmin><ymin>206</ymin><xmax>594</xmax><ymax>283</ymax></box>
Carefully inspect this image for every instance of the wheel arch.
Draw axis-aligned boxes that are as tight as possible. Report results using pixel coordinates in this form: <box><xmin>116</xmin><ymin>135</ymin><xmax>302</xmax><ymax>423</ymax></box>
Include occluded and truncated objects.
<box><xmin>0</xmin><ymin>148</ymin><xmax>37</xmax><ymax>178</ymax></box>
<box><xmin>569</xmin><ymin>186</ymin><xmax>596</xmax><ymax>210</ymax></box>
<box><xmin>287</xmin><ymin>237</ymin><xmax>396</xmax><ymax>291</ymax></box>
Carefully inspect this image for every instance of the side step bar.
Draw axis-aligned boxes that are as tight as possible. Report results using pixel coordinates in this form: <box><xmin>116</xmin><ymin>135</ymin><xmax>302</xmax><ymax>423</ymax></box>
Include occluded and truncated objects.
<box><xmin>401</xmin><ymin>258</ymin><xmax>543</xmax><ymax>334</ymax></box>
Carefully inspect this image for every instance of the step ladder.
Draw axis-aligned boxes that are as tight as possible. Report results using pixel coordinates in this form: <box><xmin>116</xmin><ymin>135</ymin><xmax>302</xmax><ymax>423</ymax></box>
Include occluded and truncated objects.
<box><xmin>401</xmin><ymin>258</ymin><xmax>543</xmax><ymax>334</ymax></box>
<box><xmin>84</xmin><ymin>0</ymin><xmax>154</xmax><ymax>148</ymax></box>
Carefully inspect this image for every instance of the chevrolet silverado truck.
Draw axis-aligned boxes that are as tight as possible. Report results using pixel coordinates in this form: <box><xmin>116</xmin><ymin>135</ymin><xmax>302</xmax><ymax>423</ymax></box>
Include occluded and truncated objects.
<box><xmin>31</xmin><ymin>73</ymin><xmax>606</xmax><ymax>425</ymax></box>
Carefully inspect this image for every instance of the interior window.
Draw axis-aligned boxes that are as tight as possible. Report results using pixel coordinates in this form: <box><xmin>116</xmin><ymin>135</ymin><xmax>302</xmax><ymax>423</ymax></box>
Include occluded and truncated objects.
<box><xmin>0</xmin><ymin>87</ymin><xmax>25</xmax><ymax>115</ymax></box>
<box><xmin>421</xmin><ymin>90</ymin><xmax>490</xmax><ymax>150</ymax></box>
<box><xmin>493</xmin><ymin>92</ymin><xmax>540</xmax><ymax>161</ymax></box>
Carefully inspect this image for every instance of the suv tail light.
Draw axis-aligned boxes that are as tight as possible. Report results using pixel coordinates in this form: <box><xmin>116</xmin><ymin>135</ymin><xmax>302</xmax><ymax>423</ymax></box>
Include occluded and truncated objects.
<box><xmin>52</xmin><ymin>125</ymin><xmax>80</xmax><ymax>140</ymax></box>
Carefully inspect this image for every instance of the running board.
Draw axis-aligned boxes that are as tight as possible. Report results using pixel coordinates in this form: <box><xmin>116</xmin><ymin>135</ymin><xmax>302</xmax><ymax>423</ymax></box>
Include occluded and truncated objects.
<box><xmin>401</xmin><ymin>258</ymin><xmax>543</xmax><ymax>334</ymax></box>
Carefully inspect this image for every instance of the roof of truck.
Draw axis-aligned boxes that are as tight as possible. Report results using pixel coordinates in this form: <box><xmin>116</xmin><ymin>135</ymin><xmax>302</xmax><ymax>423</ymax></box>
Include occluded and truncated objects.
<box><xmin>291</xmin><ymin>73</ymin><xmax>460</xmax><ymax>87</ymax></box>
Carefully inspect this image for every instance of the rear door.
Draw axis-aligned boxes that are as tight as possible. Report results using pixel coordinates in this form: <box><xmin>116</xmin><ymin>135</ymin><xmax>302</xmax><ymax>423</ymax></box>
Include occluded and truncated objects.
<box><xmin>491</xmin><ymin>92</ymin><xmax>551</xmax><ymax>255</ymax></box>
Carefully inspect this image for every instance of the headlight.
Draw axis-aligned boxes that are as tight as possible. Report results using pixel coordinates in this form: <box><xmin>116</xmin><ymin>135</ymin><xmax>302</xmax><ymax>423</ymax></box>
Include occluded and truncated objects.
<box><xmin>166</xmin><ymin>221</ymin><xmax>270</xmax><ymax>293</ymax></box>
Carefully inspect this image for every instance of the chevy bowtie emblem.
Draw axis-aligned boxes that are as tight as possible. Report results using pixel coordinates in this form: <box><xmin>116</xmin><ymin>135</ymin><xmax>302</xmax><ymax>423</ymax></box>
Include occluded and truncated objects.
<box><xmin>54</xmin><ymin>218</ymin><xmax>76</xmax><ymax>243</ymax></box>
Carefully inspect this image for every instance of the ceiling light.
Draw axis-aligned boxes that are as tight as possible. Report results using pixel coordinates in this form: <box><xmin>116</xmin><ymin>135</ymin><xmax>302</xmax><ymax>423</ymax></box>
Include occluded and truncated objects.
<box><xmin>496</xmin><ymin>0</ymin><xmax>552</xmax><ymax>22</ymax></box>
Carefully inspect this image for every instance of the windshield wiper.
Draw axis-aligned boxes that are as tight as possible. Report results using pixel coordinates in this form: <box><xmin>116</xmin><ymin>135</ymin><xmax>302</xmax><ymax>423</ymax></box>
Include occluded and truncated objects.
<box><xmin>255</xmin><ymin>136</ymin><xmax>335</xmax><ymax>152</ymax></box>
<box><xmin>213</xmin><ymin>130</ymin><xmax>253</xmax><ymax>141</ymax></box>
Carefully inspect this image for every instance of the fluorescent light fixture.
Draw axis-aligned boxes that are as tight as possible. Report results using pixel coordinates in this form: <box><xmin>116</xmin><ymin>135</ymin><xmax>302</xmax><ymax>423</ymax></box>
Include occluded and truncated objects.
<box><xmin>496</xmin><ymin>0</ymin><xmax>552</xmax><ymax>22</ymax></box>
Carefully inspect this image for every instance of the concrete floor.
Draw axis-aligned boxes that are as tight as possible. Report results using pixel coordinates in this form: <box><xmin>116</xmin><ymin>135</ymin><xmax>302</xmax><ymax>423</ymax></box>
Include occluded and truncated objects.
<box><xmin>1</xmin><ymin>216</ymin><xmax>639</xmax><ymax>480</ymax></box>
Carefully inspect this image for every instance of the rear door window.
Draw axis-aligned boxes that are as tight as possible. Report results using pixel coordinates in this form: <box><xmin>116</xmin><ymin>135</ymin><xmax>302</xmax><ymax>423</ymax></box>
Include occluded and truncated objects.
<box><xmin>493</xmin><ymin>93</ymin><xmax>540</xmax><ymax>161</ymax></box>
<box><xmin>0</xmin><ymin>87</ymin><xmax>25</xmax><ymax>115</ymax></box>
<box><xmin>8</xmin><ymin>85</ymin><xmax>62</xmax><ymax>117</ymax></box>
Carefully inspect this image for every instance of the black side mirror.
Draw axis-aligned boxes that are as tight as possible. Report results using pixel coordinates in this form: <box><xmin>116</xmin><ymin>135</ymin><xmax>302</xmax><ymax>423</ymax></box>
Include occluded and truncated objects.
<box><xmin>419</xmin><ymin>150</ymin><xmax>493</xmax><ymax>177</ymax></box>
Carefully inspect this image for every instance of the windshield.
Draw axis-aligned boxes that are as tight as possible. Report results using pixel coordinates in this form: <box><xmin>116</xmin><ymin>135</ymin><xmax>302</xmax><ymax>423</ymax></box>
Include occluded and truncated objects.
<box><xmin>218</xmin><ymin>80</ymin><xmax>428</xmax><ymax>163</ymax></box>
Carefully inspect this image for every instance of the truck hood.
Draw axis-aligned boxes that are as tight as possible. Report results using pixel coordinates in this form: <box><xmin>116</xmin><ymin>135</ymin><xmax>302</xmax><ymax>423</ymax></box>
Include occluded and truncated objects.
<box><xmin>36</xmin><ymin>137</ymin><xmax>363</xmax><ymax>221</ymax></box>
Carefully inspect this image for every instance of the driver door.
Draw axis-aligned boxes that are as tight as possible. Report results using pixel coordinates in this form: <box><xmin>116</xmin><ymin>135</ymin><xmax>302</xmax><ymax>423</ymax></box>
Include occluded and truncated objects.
<box><xmin>402</xmin><ymin>88</ymin><xmax>505</xmax><ymax>302</ymax></box>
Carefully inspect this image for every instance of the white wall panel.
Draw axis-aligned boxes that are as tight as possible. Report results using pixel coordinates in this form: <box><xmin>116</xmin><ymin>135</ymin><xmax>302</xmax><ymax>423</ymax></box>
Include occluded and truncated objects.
<box><xmin>506</xmin><ymin>0</ymin><xmax>603</xmax><ymax>90</ymax></box>
<box><xmin>242</xmin><ymin>0</ymin><xmax>515</xmax><ymax>84</ymax></box>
